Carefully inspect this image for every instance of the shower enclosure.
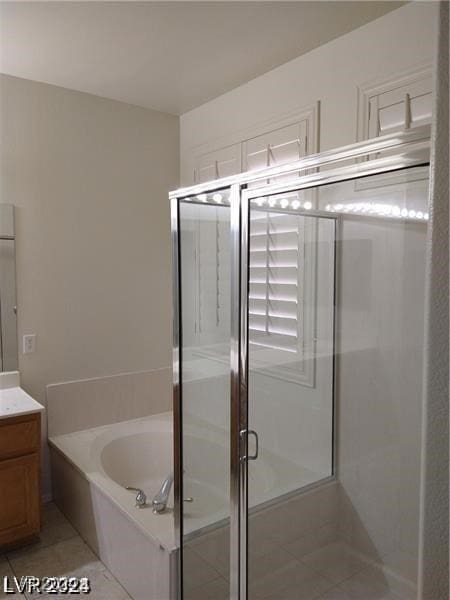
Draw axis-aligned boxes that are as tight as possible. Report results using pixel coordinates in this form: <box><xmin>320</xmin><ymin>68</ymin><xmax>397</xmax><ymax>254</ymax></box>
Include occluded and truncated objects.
<box><xmin>170</xmin><ymin>126</ymin><xmax>430</xmax><ymax>600</ymax></box>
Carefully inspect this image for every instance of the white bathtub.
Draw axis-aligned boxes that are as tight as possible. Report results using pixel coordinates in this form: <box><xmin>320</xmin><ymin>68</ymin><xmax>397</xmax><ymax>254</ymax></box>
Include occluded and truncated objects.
<box><xmin>49</xmin><ymin>412</ymin><xmax>176</xmax><ymax>600</ymax></box>
<box><xmin>49</xmin><ymin>410</ymin><xmax>325</xmax><ymax>599</ymax></box>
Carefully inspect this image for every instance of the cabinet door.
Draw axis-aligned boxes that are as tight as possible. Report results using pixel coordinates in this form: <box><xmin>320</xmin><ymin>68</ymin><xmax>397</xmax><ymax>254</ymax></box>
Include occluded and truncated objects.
<box><xmin>0</xmin><ymin>453</ymin><xmax>40</xmax><ymax>546</ymax></box>
<box><xmin>0</xmin><ymin>413</ymin><xmax>40</xmax><ymax>461</ymax></box>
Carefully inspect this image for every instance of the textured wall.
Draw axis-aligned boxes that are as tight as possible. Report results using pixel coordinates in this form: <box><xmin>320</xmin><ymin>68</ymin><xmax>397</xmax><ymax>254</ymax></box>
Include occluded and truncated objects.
<box><xmin>418</xmin><ymin>2</ymin><xmax>449</xmax><ymax>598</ymax></box>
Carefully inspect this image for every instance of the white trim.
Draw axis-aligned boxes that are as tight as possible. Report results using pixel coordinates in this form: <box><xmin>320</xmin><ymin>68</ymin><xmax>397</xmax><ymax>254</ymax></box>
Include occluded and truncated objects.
<box><xmin>356</xmin><ymin>63</ymin><xmax>432</xmax><ymax>142</ymax></box>
<box><xmin>356</xmin><ymin>64</ymin><xmax>432</xmax><ymax>191</ymax></box>
<box><xmin>191</xmin><ymin>101</ymin><xmax>320</xmax><ymax>183</ymax></box>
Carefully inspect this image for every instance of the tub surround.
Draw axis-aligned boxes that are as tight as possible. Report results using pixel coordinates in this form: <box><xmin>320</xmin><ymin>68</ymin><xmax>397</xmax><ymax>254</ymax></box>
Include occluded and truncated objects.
<box><xmin>46</xmin><ymin>368</ymin><xmax>171</xmax><ymax>438</ymax></box>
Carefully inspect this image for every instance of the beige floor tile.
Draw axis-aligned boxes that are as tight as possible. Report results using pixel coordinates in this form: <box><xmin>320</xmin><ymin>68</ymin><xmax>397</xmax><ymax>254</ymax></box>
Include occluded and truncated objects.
<box><xmin>317</xmin><ymin>586</ymin><xmax>353</xmax><ymax>599</ymax></box>
<box><xmin>188</xmin><ymin>527</ymin><xmax>230</xmax><ymax>577</ymax></box>
<box><xmin>23</xmin><ymin>569</ymin><xmax>131</xmax><ymax>600</ymax></box>
<box><xmin>39</xmin><ymin>502</ymin><xmax>78</xmax><ymax>546</ymax></box>
<box><xmin>184</xmin><ymin>576</ymin><xmax>229</xmax><ymax>600</ymax></box>
<box><xmin>301</xmin><ymin>542</ymin><xmax>368</xmax><ymax>585</ymax></box>
<box><xmin>249</xmin><ymin>546</ymin><xmax>294</xmax><ymax>583</ymax></box>
<box><xmin>338</xmin><ymin>565</ymin><xmax>402</xmax><ymax>600</ymax></box>
<box><xmin>248</xmin><ymin>524</ymin><xmax>285</xmax><ymax>559</ymax></box>
<box><xmin>283</xmin><ymin>522</ymin><xmax>338</xmax><ymax>561</ymax></box>
<box><xmin>8</xmin><ymin>536</ymin><xmax>104</xmax><ymax>583</ymax></box>
<box><xmin>261</xmin><ymin>568</ymin><xmax>335</xmax><ymax>600</ymax></box>
<box><xmin>183</xmin><ymin>547</ymin><xmax>222</xmax><ymax>591</ymax></box>
<box><xmin>250</xmin><ymin>498</ymin><xmax>322</xmax><ymax>547</ymax></box>
<box><xmin>0</xmin><ymin>556</ymin><xmax>10</xmax><ymax>577</ymax></box>
<box><xmin>381</xmin><ymin>550</ymin><xmax>418</xmax><ymax>588</ymax></box>
<box><xmin>1</xmin><ymin>557</ymin><xmax>25</xmax><ymax>598</ymax></box>
<box><xmin>249</xmin><ymin>556</ymin><xmax>333</xmax><ymax>600</ymax></box>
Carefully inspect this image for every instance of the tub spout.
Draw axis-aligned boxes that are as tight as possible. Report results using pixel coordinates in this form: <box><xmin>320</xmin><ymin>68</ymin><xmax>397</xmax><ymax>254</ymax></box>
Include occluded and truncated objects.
<box><xmin>152</xmin><ymin>473</ymin><xmax>174</xmax><ymax>514</ymax></box>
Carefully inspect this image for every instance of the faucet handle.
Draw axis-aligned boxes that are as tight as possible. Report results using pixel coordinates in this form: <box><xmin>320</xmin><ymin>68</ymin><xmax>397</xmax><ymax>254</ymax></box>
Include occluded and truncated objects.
<box><xmin>126</xmin><ymin>486</ymin><xmax>147</xmax><ymax>508</ymax></box>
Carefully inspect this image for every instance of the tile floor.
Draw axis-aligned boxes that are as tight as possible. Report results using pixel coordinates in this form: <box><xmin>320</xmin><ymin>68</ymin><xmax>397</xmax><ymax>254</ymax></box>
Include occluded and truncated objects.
<box><xmin>185</xmin><ymin>540</ymin><xmax>411</xmax><ymax>600</ymax></box>
<box><xmin>1</xmin><ymin>503</ymin><xmax>412</xmax><ymax>600</ymax></box>
<box><xmin>0</xmin><ymin>503</ymin><xmax>131</xmax><ymax>600</ymax></box>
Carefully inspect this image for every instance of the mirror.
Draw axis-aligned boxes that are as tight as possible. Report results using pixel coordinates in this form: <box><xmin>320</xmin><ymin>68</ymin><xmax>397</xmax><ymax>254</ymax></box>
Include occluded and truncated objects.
<box><xmin>0</xmin><ymin>204</ymin><xmax>18</xmax><ymax>372</ymax></box>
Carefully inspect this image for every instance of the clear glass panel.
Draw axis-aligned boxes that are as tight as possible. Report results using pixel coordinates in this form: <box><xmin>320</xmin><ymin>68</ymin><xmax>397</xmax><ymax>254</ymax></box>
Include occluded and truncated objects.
<box><xmin>179</xmin><ymin>192</ymin><xmax>231</xmax><ymax>598</ymax></box>
<box><xmin>247</xmin><ymin>168</ymin><xmax>428</xmax><ymax>599</ymax></box>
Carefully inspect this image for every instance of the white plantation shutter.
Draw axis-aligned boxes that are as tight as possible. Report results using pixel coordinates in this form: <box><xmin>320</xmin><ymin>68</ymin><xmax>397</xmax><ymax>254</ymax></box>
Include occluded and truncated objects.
<box><xmin>242</xmin><ymin>122</ymin><xmax>316</xmax><ymax>385</ymax></box>
<box><xmin>368</xmin><ymin>76</ymin><xmax>432</xmax><ymax>136</ymax></box>
<box><xmin>357</xmin><ymin>68</ymin><xmax>432</xmax><ymax>190</ymax></box>
<box><xmin>197</xmin><ymin>207</ymin><xmax>231</xmax><ymax>346</ymax></box>
<box><xmin>249</xmin><ymin>209</ymin><xmax>315</xmax><ymax>386</ymax></box>
<box><xmin>190</xmin><ymin>113</ymin><xmax>318</xmax><ymax>382</ymax></box>
<box><xmin>195</xmin><ymin>144</ymin><xmax>241</xmax><ymax>183</ymax></box>
<box><xmin>358</xmin><ymin>68</ymin><xmax>432</xmax><ymax>140</ymax></box>
<box><xmin>249</xmin><ymin>212</ymin><xmax>301</xmax><ymax>352</ymax></box>
<box><xmin>243</xmin><ymin>121</ymin><xmax>309</xmax><ymax>186</ymax></box>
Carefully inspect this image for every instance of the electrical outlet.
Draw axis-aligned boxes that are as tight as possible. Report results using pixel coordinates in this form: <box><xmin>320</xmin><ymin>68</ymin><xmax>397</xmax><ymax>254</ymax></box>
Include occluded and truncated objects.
<box><xmin>23</xmin><ymin>334</ymin><xmax>36</xmax><ymax>354</ymax></box>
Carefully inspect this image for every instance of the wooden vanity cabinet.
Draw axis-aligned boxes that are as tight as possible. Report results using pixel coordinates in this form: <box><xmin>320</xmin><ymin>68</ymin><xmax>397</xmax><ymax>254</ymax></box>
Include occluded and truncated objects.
<box><xmin>0</xmin><ymin>412</ymin><xmax>41</xmax><ymax>548</ymax></box>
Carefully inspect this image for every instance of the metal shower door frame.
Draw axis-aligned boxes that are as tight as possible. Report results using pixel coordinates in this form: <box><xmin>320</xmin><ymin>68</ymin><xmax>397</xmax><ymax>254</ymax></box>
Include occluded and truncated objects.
<box><xmin>170</xmin><ymin>125</ymin><xmax>431</xmax><ymax>600</ymax></box>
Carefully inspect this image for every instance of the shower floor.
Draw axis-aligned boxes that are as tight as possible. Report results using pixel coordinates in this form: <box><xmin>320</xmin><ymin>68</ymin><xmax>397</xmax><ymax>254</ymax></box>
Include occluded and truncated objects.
<box><xmin>185</xmin><ymin>540</ymin><xmax>413</xmax><ymax>600</ymax></box>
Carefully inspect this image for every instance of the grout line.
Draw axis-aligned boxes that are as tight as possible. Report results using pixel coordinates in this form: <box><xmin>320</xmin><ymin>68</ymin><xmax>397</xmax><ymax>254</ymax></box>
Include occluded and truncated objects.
<box><xmin>184</xmin><ymin>574</ymin><xmax>228</xmax><ymax>596</ymax></box>
<box><xmin>6</xmin><ymin>555</ymin><xmax>26</xmax><ymax>597</ymax></box>
<box><xmin>185</xmin><ymin>542</ymin><xmax>227</xmax><ymax>580</ymax></box>
<box><xmin>295</xmin><ymin>541</ymin><xmax>369</xmax><ymax>585</ymax></box>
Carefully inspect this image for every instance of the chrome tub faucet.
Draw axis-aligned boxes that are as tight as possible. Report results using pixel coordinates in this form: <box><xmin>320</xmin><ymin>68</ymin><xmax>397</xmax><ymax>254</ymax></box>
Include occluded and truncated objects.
<box><xmin>152</xmin><ymin>473</ymin><xmax>174</xmax><ymax>513</ymax></box>
<box><xmin>152</xmin><ymin>473</ymin><xmax>193</xmax><ymax>514</ymax></box>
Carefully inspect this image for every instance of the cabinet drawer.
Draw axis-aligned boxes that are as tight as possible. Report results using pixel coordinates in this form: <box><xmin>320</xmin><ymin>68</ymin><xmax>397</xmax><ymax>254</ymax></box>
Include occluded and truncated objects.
<box><xmin>0</xmin><ymin>453</ymin><xmax>40</xmax><ymax>546</ymax></box>
<box><xmin>0</xmin><ymin>414</ymin><xmax>40</xmax><ymax>460</ymax></box>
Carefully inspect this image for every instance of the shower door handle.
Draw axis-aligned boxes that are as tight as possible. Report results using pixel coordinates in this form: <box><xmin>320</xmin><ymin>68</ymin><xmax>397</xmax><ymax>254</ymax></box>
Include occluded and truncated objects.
<box><xmin>240</xmin><ymin>429</ymin><xmax>259</xmax><ymax>462</ymax></box>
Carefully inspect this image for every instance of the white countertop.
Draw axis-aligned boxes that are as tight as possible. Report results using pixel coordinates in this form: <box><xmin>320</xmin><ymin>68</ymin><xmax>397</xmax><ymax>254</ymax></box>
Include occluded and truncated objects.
<box><xmin>0</xmin><ymin>386</ymin><xmax>44</xmax><ymax>420</ymax></box>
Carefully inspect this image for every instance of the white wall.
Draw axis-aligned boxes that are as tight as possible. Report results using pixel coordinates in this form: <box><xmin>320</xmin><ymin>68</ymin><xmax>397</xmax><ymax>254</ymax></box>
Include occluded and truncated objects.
<box><xmin>0</xmin><ymin>75</ymin><xmax>179</xmax><ymax>496</ymax></box>
<box><xmin>180</xmin><ymin>2</ymin><xmax>437</xmax><ymax>185</ymax></box>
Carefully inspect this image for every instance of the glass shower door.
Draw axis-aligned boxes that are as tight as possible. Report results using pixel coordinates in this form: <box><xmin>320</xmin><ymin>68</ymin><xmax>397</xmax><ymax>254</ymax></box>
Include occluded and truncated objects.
<box><xmin>244</xmin><ymin>194</ymin><xmax>336</xmax><ymax>599</ymax></box>
<box><xmin>177</xmin><ymin>190</ymin><xmax>232</xmax><ymax>600</ymax></box>
<box><xmin>242</xmin><ymin>167</ymin><xmax>429</xmax><ymax>599</ymax></box>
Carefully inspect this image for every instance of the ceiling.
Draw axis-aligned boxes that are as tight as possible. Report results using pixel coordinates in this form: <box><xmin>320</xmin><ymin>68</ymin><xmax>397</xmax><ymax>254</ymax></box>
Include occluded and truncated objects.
<box><xmin>0</xmin><ymin>1</ymin><xmax>404</xmax><ymax>115</ymax></box>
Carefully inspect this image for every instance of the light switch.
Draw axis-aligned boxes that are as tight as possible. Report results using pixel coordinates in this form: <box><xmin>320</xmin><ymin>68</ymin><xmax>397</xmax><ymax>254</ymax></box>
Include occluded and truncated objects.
<box><xmin>23</xmin><ymin>334</ymin><xmax>36</xmax><ymax>354</ymax></box>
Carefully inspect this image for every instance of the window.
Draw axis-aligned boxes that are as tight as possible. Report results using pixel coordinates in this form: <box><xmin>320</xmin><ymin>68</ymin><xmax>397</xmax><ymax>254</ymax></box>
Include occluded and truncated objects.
<box><xmin>190</xmin><ymin>105</ymin><xmax>319</xmax><ymax>385</ymax></box>
<box><xmin>358</xmin><ymin>66</ymin><xmax>432</xmax><ymax>140</ymax></box>
<box><xmin>356</xmin><ymin>65</ymin><xmax>432</xmax><ymax>189</ymax></box>
<box><xmin>243</xmin><ymin>121</ymin><xmax>309</xmax><ymax>185</ymax></box>
<box><xmin>195</xmin><ymin>144</ymin><xmax>241</xmax><ymax>184</ymax></box>
<box><xmin>249</xmin><ymin>205</ymin><xmax>316</xmax><ymax>386</ymax></box>
<box><xmin>193</xmin><ymin>102</ymin><xmax>319</xmax><ymax>184</ymax></box>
